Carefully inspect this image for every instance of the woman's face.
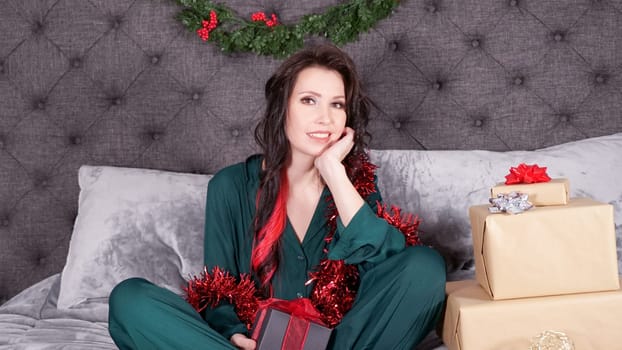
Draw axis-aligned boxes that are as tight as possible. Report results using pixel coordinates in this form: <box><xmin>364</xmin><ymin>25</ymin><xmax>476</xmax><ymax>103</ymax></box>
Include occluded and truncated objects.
<box><xmin>285</xmin><ymin>66</ymin><xmax>347</xmax><ymax>160</ymax></box>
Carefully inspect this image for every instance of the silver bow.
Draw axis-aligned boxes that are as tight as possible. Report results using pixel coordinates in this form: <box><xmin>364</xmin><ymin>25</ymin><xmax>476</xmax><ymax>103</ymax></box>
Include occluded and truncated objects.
<box><xmin>488</xmin><ymin>191</ymin><xmax>533</xmax><ymax>214</ymax></box>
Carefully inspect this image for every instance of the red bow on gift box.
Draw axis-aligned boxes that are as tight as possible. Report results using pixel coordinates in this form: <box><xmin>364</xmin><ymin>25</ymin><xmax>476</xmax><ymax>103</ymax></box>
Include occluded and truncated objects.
<box><xmin>504</xmin><ymin>163</ymin><xmax>551</xmax><ymax>184</ymax></box>
<box><xmin>251</xmin><ymin>298</ymin><xmax>331</xmax><ymax>350</ymax></box>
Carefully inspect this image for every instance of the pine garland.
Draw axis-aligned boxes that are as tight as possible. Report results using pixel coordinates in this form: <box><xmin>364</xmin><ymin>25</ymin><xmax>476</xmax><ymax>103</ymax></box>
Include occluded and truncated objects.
<box><xmin>173</xmin><ymin>0</ymin><xmax>400</xmax><ymax>58</ymax></box>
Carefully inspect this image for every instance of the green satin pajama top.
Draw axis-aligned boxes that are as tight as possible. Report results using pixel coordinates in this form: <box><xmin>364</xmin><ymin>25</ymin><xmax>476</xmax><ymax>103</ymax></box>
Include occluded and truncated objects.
<box><xmin>203</xmin><ymin>154</ymin><xmax>406</xmax><ymax>339</ymax></box>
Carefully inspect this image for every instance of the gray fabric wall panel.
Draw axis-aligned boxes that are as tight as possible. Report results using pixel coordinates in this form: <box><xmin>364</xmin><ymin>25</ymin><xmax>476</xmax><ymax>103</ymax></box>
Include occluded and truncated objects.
<box><xmin>1</xmin><ymin>0</ymin><xmax>622</xmax><ymax>302</ymax></box>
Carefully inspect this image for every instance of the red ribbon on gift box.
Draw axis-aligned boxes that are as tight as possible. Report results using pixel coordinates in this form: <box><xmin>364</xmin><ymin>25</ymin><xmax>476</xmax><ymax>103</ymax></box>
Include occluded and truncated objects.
<box><xmin>504</xmin><ymin>163</ymin><xmax>551</xmax><ymax>184</ymax></box>
<box><xmin>251</xmin><ymin>297</ymin><xmax>328</xmax><ymax>350</ymax></box>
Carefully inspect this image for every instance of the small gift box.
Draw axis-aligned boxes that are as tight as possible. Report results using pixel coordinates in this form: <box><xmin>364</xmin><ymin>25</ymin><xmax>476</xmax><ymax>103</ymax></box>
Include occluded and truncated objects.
<box><xmin>491</xmin><ymin>178</ymin><xmax>569</xmax><ymax>206</ymax></box>
<box><xmin>251</xmin><ymin>298</ymin><xmax>332</xmax><ymax>350</ymax></box>
<box><xmin>442</xmin><ymin>278</ymin><xmax>622</xmax><ymax>350</ymax></box>
<box><xmin>469</xmin><ymin>198</ymin><xmax>619</xmax><ymax>300</ymax></box>
<box><xmin>491</xmin><ymin>163</ymin><xmax>569</xmax><ymax>206</ymax></box>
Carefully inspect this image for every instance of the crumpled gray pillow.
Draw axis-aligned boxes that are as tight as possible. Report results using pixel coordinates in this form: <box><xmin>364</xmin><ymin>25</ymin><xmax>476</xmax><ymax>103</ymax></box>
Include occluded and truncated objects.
<box><xmin>371</xmin><ymin>133</ymin><xmax>622</xmax><ymax>279</ymax></box>
<box><xmin>58</xmin><ymin>166</ymin><xmax>212</xmax><ymax>309</ymax></box>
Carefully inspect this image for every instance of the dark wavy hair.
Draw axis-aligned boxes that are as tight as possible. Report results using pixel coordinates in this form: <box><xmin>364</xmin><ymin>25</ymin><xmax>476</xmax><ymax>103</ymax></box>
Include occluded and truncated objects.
<box><xmin>252</xmin><ymin>44</ymin><xmax>370</xmax><ymax>294</ymax></box>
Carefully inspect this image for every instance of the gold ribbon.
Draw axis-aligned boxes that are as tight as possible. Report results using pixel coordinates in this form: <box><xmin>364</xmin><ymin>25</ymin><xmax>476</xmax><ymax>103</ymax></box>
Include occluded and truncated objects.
<box><xmin>529</xmin><ymin>330</ymin><xmax>574</xmax><ymax>350</ymax></box>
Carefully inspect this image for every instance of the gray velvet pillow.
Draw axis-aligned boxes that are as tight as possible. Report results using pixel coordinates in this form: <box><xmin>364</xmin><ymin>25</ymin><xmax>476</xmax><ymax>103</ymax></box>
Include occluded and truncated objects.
<box><xmin>58</xmin><ymin>166</ymin><xmax>211</xmax><ymax>309</ymax></box>
<box><xmin>371</xmin><ymin>133</ymin><xmax>622</xmax><ymax>278</ymax></box>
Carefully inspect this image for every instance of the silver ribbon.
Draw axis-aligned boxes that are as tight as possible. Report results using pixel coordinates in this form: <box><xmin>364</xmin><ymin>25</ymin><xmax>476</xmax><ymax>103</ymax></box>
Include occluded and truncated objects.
<box><xmin>488</xmin><ymin>191</ymin><xmax>533</xmax><ymax>214</ymax></box>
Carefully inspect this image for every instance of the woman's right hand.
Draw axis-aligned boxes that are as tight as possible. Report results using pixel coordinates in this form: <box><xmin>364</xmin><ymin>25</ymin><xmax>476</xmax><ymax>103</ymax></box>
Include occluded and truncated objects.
<box><xmin>230</xmin><ymin>333</ymin><xmax>256</xmax><ymax>350</ymax></box>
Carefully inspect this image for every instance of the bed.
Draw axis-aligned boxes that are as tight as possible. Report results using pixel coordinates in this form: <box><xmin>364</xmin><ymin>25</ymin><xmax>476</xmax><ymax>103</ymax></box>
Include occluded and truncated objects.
<box><xmin>1</xmin><ymin>0</ymin><xmax>621</xmax><ymax>349</ymax></box>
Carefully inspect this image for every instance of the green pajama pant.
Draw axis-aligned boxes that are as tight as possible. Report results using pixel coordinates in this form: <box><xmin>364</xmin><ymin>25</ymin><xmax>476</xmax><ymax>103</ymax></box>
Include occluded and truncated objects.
<box><xmin>108</xmin><ymin>245</ymin><xmax>446</xmax><ymax>350</ymax></box>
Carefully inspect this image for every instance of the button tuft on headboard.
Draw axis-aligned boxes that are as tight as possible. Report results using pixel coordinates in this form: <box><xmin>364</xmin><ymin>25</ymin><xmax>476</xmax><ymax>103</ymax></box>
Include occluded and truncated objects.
<box><xmin>559</xmin><ymin>114</ymin><xmax>570</xmax><ymax>123</ymax></box>
<box><xmin>34</xmin><ymin>98</ymin><xmax>46</xmax><ymax>110</ymax></box>
<box><xmin>393</xmin><ymin>121</ymin><xmax>402</xmax><ymax>129</ymax></box>
<box><xmin>32</xmin><ymin>21</ymin><xmax>45</xmax><ymax>35</ymax></box>
<box><xmin>110</xmin><ymin>17</ymin><xmax>123</xmax><ymax>30</ymax></box>
<box><xmin>473</xmin><ymin>119</ymin><xmax>484</xmax><ymax>127</ymax></box>
<box><xmin>471</xmin><ymin>39</ymin><xmax>480</xmax><ymax>48</ymax></box>
<box><xmin>151</xmin><ymin>132</ymin><xmax>162</xmax><ymax>141</ymax></box>
<box><xmin>513</xmin><ymin>76</ymin><xmax>524</xmax><ymax>85</ymax></box>
<box><xmin>38</xmin><ymin>179</ymin><xmax>49</xmax><ymax>189</ymax></box>
<box><xmin>595</xmin><ymin>74</ymin><xmax>607</xmax><ymax>84</ymax></box>
<box><xmin>70</xmin><ymin>136</ymin><xmax>82</xmax><ymax>145</ymax></box>
<box><xmin>70</xmin><ymin>58</ymin><xmax>82</xmax><ymax>69</ymax></box>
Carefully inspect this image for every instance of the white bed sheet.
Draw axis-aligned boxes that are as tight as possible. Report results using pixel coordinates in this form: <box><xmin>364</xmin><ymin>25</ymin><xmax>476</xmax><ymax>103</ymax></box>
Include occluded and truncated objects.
<box><xmin>0</xmin><ymin>274</ymin><xmax>115</xmax><ymax>350</ymax></box>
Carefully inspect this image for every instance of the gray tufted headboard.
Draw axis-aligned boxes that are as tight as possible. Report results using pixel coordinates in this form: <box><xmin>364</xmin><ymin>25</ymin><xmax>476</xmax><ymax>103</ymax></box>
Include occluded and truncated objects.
<box><xmin>1</xmin><ymin>0</ymin><xmax>622</xmax><ymax>303</ymax></box>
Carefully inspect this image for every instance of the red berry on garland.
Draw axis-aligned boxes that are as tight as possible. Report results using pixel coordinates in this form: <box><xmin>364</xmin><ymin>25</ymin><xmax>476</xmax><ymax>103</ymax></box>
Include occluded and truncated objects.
<box><xmin>208</xmin><ymin>10</ymin><xmax>218</xmax><ymax>29</ymax></box>
<box><xmin>197</xmin><ymin>10</ymin><xmax>219</xmax><ymax>41</ymax></box>
<box><xmin>251</xmin><ymin>11</ymin><xmax>267</xmax><ymax>22</ymax></box>
<box><xmin>265</xmin><ymin>13</ymin><xmax>279</xmax><ymax>27</ymax></box>
<box><xmin>251</xmin><ymin>11</ymin><xmax>278</xmax><ymax>28</ymax></box>
<box><xmin>197</xmin><ymin>27</ymin><xmax>210</xmax><ymax>41</ymax></box>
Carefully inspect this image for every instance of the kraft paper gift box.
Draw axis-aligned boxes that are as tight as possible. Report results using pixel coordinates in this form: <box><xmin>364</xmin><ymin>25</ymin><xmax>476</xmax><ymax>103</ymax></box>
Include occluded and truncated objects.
<box><xmin>251</xmin><ymin>302</ymin><xmax>332</xmax><ymax>350</ymax></box>
<box><xmin>469</xmin><ymin>197</ymin><xmax>619</xmax><ymax>300</ymax></box>
<box><xmin>490</xmin><ymin>178</ymin><xmax>569</xmax><ymax>206</ymax></box>
<box><xmin>442</xmin><ymin>278</ymin><xmax>622</xmax><ymax>350</ymax></box>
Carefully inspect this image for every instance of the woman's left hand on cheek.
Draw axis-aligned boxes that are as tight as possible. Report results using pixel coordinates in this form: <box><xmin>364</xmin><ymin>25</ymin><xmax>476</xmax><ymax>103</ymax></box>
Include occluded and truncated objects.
<box><xmin>314</xmin><ymin>127</ymin><xmax>355</xmax><ymax>175</ymax></box>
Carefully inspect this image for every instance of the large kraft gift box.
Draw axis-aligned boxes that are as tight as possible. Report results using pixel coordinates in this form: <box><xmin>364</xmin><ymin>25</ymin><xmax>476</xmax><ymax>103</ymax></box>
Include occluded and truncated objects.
<box><xmin>469</xmin><ymin>197</ymin><xmax>619</xmax><ymax>300</ymax></box>
<box><xmin>490</xmin><ymin>178</ymin><xmax>569</xmax><ymax>206</ymax></box>
<box><xmin>442</xmin><ymin>278</ymin><xmax>622</xmax><ymax>350</ymax></box>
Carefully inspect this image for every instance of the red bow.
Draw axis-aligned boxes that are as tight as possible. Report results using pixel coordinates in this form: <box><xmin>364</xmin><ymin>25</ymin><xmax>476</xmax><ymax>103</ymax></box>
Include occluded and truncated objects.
<box><xmin>255</xmin><ymin>298</ymin><xmax>325</xmax><ymax>326</ymax></box>
<box><xmin>252</xmin><ymin>298</ymin><xmax>329</xmax><ymax>350</ymax></box>
<box><xmin>504</xmin><ymin>163</ymin><xmax>551</xmax><ymax>184</ymax></box>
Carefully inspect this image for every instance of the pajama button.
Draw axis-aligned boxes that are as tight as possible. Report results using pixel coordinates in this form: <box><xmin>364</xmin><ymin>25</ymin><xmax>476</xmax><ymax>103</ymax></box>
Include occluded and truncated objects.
<box><xmin>297</xmin><ymin>255</ymin><xmax>305</xmax><ymax>260</ymax></box>
<box><xmin>296</xmin><ymin>292</ymin><xmax>303</xmax><ymax>298</ymax></box>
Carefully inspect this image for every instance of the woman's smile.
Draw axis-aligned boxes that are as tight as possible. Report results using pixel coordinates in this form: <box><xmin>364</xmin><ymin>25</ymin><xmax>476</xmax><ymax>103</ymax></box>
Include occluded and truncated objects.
<box><xmin>307</xmin><ymin>131</ymin><xmax>332</xmax><ymax>141</ymax></box>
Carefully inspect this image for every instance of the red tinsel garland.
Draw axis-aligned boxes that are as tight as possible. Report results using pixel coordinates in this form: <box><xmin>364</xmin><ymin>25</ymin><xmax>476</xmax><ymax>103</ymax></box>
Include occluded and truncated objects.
<box><xmin>377</xmin><ymin>203</ymin><xmax>421</xmax><ymax>246</ymax></box>
<box><xmin>184</xmin><ymin>153</ymin><xmax>421</xmax><ymax>329</ymax></box>
<box><xmin>185</xmin><ymin>266</ymin><xmax>258</xmax><ymax>328</ymax></box>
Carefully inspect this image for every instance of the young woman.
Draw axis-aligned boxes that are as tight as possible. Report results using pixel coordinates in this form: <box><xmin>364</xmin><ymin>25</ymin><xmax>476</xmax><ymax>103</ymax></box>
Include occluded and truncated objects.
<box><xmin>108</xmin><ymin>44</ymin><xmax>446</xmax><ymax>350</ymax></box>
